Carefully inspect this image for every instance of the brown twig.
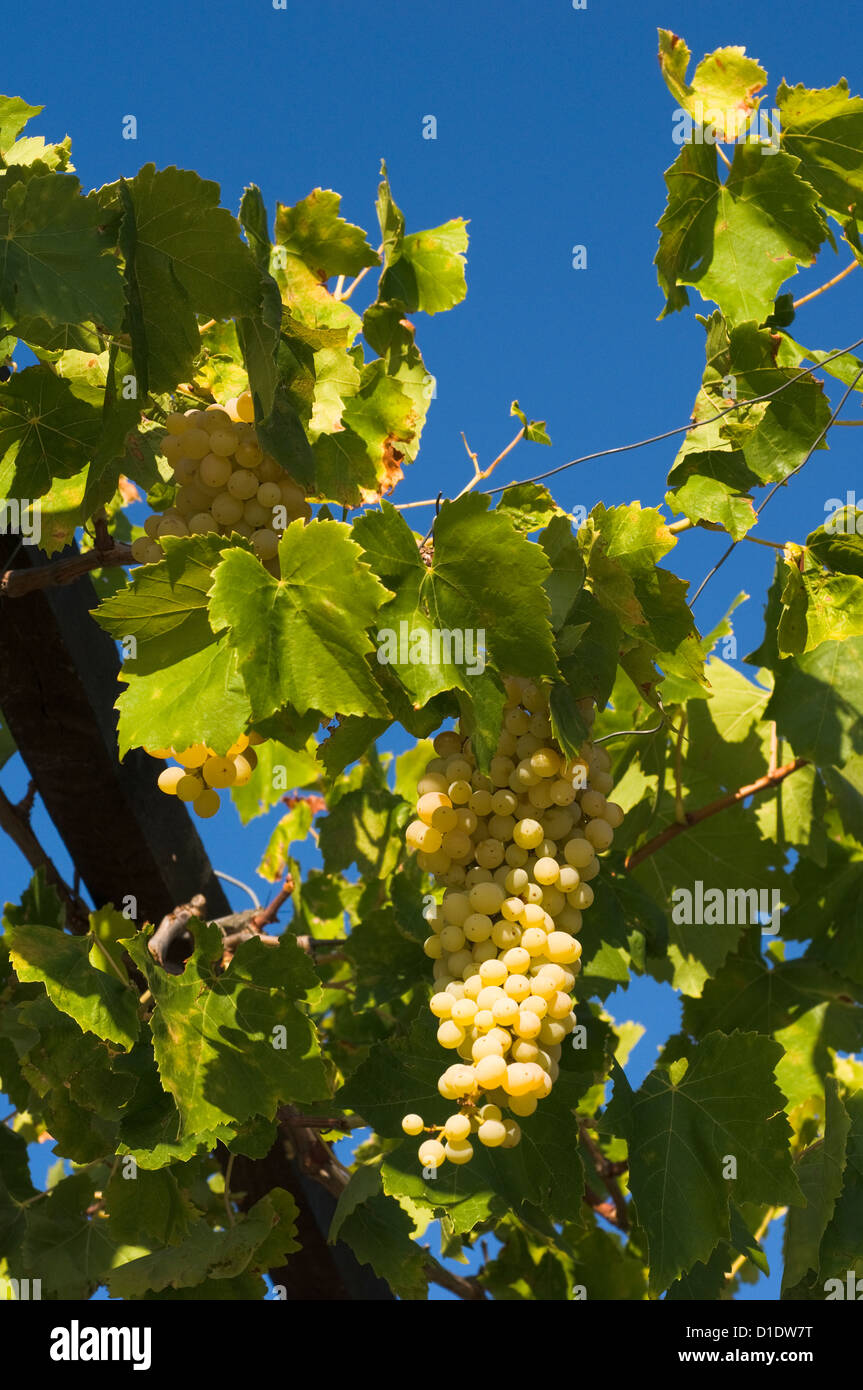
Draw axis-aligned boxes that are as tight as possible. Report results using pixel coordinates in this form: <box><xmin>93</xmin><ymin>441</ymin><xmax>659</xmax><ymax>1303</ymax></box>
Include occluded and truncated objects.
<box><xmin>625</xmin><ymin>757</ymin><xmax>808</xmax><ymax>871</ymax></box>
<box><xmin>0</xmin><ymin>783</ymin><xmax>90</xmax><ymax>931</ymax></box>
<box><xmin>0</xmin><ymin>543</ymin><xmax>133</xmax><ymax>598</ymax></box>
<box><xmin>279</xmin><ymin>1114</ymin><xmax>365</xmax><ymax>1132</ymax></box>
<box><xmin>422</xmin><ymin>1254</ymin><xmax>488</xmax><ymax>1300</ymax></box>
<box><xmin>248</xmin><ymin>874</ymin><xmax>294</xmax><ymax>931</ymax></box>
<box><xmin>579</xmin><ymin>1120</ymin><xmax>629</xmax><ymax>1232</ymax></box>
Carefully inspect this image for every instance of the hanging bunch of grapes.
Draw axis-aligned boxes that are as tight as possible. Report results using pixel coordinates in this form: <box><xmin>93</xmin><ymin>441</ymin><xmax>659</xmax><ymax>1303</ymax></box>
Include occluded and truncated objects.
<box><xmin>130</xmin><ymin>391</ymin><xmax>310</xmax><ymax>574</ymax></box>
<box><xmin>144</xmin><ymin>731</ymin><xmax>268</xmax><ymax>821</ymax></box>
<box><xmin>401</xmin><ymin>676</ymin><xmax>624</xmax><ymax>1167</ymax></box>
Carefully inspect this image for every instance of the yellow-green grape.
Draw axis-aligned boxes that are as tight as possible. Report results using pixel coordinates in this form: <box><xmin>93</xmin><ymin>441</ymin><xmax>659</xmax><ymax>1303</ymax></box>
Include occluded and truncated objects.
<box><xmin>402</xmin><ymin>1114</ymin><xmax>424</xmax><ymax>1136</ymax></box>
<box><xmin>157</xmin><ymin>766</ymin><xmax>186</xmax><ymax>795</ymax></box>
<box><xmin>199</xmin><ymin>452</ymin><xmax>233</xmax><ymax>489</ymax></box>
<box><xmin>257</xmin><ymin>481</ymin><xmax>282</xmax><ymax>508</ymax></box>
<box><xmin>418</xmin><ymin>1139</ymin><xmax>445</xmax><ymax>1169</ymax></box>
<box><xmin>232</xmin><ymin>753</ymin><xmax>254</xmax><ymax>786</ymax></box>
<box><xmin>188</xmin><ymin>511</ymin><xmax>216</xmax><ymax>535</ymax></box>
<box><xmin>172</xmin><ymin>455</ymin><xmax>200</xmax><ymax>485</ymax></box>
<box><xmin>156</xmin><ymin>515</ymin><xmax>189</xmax><ymax>539</ymax></box>
<box><xmin>130</xmin><ymin>537</ymin><xmax>163</xmax><ymax>565</ymax></box>
<box><xmin>193</xmin><ymin>789</ymin><xmax>220</xmax><ymax>819</ymax></box>
<box><xmin>202</xmin><ymin>406</ymin><xmax>233</xmax><ymax>431</ymax></box>
<box><xmin>444</xmin><ymin>1140</ymin><xmax>473</xmax><ymax>1165</ymax></box>
<box><xmin>202</xmin><ymin>755</ymin><xmax>237</xmax><ymax>789</ymax></box>
<box><xmin>160</xmin><ymin>434</ymin><xmax>186</xmax><ymax>466</ymax></box>
<box><xmin>234</xmin><ymin>438</ymin><xmax>262</xmax><ymax>469</ymax></box>
<box><xmin>478</xmin><ymin>1118</ymin><xmax>507</xmax><ymax>1147</ymax></box>
<box><xmin>208</xmin><ymin>428</ymin><xmax>240</xmax><ymax>457</ymax></box>
<box><xmin>179</xmin><ymin>428</ymin><xmax>210</xmax><ymax>460</ymax></box>
<box><xmin>443</xmin><ymin>1113</ymin><xmax>471</xmax><ymax>1142</ymax></box>
<box><xmin>174</xmin><ymin>744</ymin><xmax>209</xmax><ymax>769</ymax></box>
<box><xmin>165</xmin><ymin>411</ymin><xmax>191</xmax><ymax>435</ymax></box>
<box><xmin>243</xmin><ymin>498</ymin><xmax>270</xmax><ymax>527</ymax></box>
<box><xmin>252</xmin><ymin>528</ymin><xmax>279</xmax><ymax>560</ymax></box>
<box><xmin>226</xmin><ymin>468</ymin><xmax>259</xmax><ymax>500</ymax></box>
<box><xmin>175</xmin><ymin>773</ymin><xmax>203</xmax><ymax>803</ymax></box>
<box><xmin>235</xmin><ymin>390</ymin><xmax>255</xmax><ymax>423</ymax></box>
<box><xmin>211</xmin><ymin>493</ymin><xmax>245</xmax><ymax>527</ymax></box>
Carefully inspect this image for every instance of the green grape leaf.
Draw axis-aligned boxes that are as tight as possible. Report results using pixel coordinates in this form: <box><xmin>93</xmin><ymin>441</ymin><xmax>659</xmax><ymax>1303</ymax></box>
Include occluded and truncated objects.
<box><xmin>5</xmin><ymin>923</ymin><xmax>139</xmax><ymax>1050</ymax></box>
<box><xmin>209</xmin><ymin>519</ymin><xmax>392</xmax><ymax>721</ymax></box>
<box><xmin>496</xmin><ymin>484</ymin><xmax>568</xmax><ymax>536</ymax></box>
<box><xmin>116</xmin><ymin>1043</ymin><xmax>236</xmax><ymax>1170</ymax></box>
<box><xmin>116</xmin><ymin>637</ymin><xmax>250</xmax><ymax>761</ymax></box>
<box><xmin>96</xmin><ymin>532</ymin><xmax>236</xmax><ymax>670</ymax></box>
<box><xmin>329</xmin><ymin>1166</ymin><xmax>428</xmax><ymax>1300</ymax></box>
<box><xmin>0</xmin><ymin>95</ymin><xmax>42</xmax><ymax>151</ymax></box>
<box><xmin>108</xmin><ymin>1191</ymin><xmax>299</xmax><ymax>1297</ymax></box>
<box><xmin>22</xmin><ymin>1170</ymin><xmax>118</xmax><ymax>1299</ymax></box>
<box><xmin>765</xmin><ymin>635</ymin><xmax>863</xmax><ymax>766</ymax></box>
<box><xmin>105</xmin><ymin>1166</ymin><xmax>200</xmax><ymax>1248</ymax></box>
<box><xmin>231</xmin><ymin>738</ymin><xmax>320</xmax><ymax>825</ymax></box>
<box><xmin>606</xmin><ymin>1032</ymin><xmax>802</xmax><ymax>1293</ymax></box>
<box><xmin>353</xmin><ymin>503</ymin><xmax>490</xmax><ymax>707</ymax></box>
<box><xmin>0</xmin><ymin>364</ymin><xmax>102</xmax><ymax>501</ymax></box>
<box><xmin>778</xmin><ymin>79</ymin><xmax>863</xmax><ymax>226</ymax></box>
<box><xmin>509</xmin><ymin>401</ymin><xmax>551</xmax><ymax>445</ymax></box>
<box><xmin>318</xmin><ymin>786</ymin><xmax>408</xmax><ymax>880</ymax></box>
<box><xmin>777</xmin><ymin>556</ymin><xmax>863</xmax><ymax>656</ymax></box>
<box><xmin>806</xmin><ymin>507</ymin><xmax>863</xmax><ymax>579</ymax></box>
<box><xmin>0</xmin><ymin>173</ymin><xmax>124</xmax><ymax>332</ymax></box>
<box><xmin>656</xmin><ymin>141</ymin><xmax>827</xmax><ymax>322</ymax></box>
<box><xmin>257</xmin><ymin>802</ymin><xmax>314</xmax><ymax>882</ymax></box>
<box><xmin>683</xmin><ymin>956</ymin><xmax>863</xmax><ymax>1037</ymax></box>
<box><xmin>809</xmin><ymin>1091</ymin><xmax>863</xmax><ymax>1286</ymax></box>
<box><xmin>782</xmin><ymin>1077</ymin><xmax>851</xmax><ymax>1291</ymax></box>
<box><xmin>275</xmin><ymin>188</ymin><xmax>380</xmax><ymax>279</ymax></box>
<box><xmin>376</xmin><ymin>167</ymin><xmax>468</xmax><ymax>317</ymax></box>
<box><xmin>126</xmin><ymin>922</ymin><xmax>327</xmax><ymax>1135</ymax></box>
<box><xmin>539</xmin><ymin>514</ymin><xmax>586</xmax><ymax>630</ymax></box>
<box><xmin>108</xmin><ymin>164</ymin><xmax>261</xmax><ymax>394</ymax></box>
<box><xmin>0</xmin><ymin>1124</ymin><xmax>37</xmax><ymax>1258</ymax></box>
<box><xmin>658</xmin><ymin>32</ymin><xmax>767</xmax><ymax>142</ymax></box>
<box><xmin>344</xmin><ymin>906</ymin><xmax>423</xmax><ymax>1006</ymax></box>
<box><xmin>428</xmin><ymin>493</ymin><xmax>557</xmax><ymax>679</ymax></box>
<box><xmin>666</xmin><ymin>466</ymin><xmax>757</xmax><ymax>540</ymax></box>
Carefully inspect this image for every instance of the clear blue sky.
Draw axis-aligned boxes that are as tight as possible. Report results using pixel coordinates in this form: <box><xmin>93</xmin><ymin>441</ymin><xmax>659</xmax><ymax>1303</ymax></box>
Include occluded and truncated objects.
<box><xmin>2</xmin><ymin>0</ymin><xmax>860</xmax><ymax>1299</ymax></box>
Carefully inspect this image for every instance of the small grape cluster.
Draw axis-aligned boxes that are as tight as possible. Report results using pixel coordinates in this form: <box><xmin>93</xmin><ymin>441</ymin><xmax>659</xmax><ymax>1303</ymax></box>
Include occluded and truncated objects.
<box><xmin>145</xmin><ymin>731</ymin><xmax>267</xmax><ymax>820</ymax></box>
<box><xmin>130</xmin><ymin>391</ymin><xmax>310</xmax><ymax>574</ymax></box>
<box><xmin>401</xmin><ymin>677</ymin><xmax>623</xmax><ymax>1168</ymax></box>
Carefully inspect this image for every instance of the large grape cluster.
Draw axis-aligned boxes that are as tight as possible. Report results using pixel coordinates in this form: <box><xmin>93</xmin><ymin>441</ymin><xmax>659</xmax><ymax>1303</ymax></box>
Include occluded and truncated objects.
<box><xmin>400</xmin><ymin>677</ymin><xmax>623</xmax><ymax>1168</ymax></box>
<box><xmin>130</xmin><ymin>391</ymin><xmax>310</xmax><ymax>574</ymax></box>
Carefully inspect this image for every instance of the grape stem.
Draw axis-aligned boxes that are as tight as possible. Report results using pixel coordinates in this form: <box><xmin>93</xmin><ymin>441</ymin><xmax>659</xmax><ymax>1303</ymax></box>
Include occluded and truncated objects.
<box><xmin>793</xmin><ymin>258</ymin><xmax>858</xmax><ymax>309</ymax></box>
<box><xmin>624</xmin><ymin>757</ymin><xmax>808</xmax><ymax>871</ymax></box>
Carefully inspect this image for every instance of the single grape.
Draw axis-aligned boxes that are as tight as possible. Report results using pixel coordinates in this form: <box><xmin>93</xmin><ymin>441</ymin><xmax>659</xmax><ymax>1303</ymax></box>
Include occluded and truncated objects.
<box><xmin>193</xmin><ymin>789</ymin><xmax>220</xmax><ymax>819</ymax></box>
<box><xmin>157</xmin><ymin>766</ymin><xmax>185</xmax><ymax>795</ymax></box>
<box><xmin>202</xmin><ymin>755</ymin><xmax>237</xmax><ymax>789</ymax></box>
